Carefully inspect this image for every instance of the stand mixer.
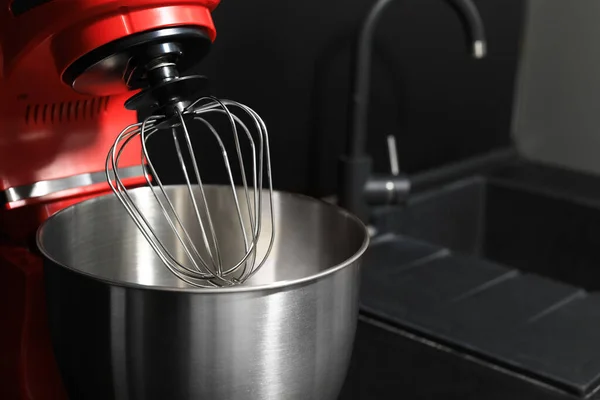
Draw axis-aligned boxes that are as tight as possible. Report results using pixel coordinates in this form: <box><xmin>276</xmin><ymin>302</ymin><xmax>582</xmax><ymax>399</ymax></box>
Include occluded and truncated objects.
<box><xmin>1</xmin><ymin>2</ymin><xmax>371</xmax><ymax>399</ymax></box>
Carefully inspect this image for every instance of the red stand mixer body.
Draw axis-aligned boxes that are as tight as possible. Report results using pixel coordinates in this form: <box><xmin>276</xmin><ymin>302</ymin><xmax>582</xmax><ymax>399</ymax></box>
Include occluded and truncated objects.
<box><xmin>0</xmin><ymin>1</ymin><xmax>219</xmax><ymax>398</ymax></box>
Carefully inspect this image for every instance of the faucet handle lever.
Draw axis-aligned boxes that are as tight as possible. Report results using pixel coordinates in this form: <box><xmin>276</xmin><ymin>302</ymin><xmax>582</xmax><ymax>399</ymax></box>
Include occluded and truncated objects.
<box><xmin>387</xmin><ymin>135</ymin><xmax>400</xmax><ymax>176</ymax></box>
<box><xmin>364</xmin><ymin>134</ymin><xmax>410</xmax><ymax>207</ymax></box>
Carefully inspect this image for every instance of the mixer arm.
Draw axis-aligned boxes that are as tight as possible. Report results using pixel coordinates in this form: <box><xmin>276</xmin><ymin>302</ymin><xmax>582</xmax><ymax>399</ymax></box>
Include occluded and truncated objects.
<box><xmin>0</xmin><ymin>0</ymin><xmax>219</xmax><ymax>85</ymax></box>
<box><xmin>0</xmin><ymin>0</ymin><xmax>220</xmax><ymax>209</ymax></box>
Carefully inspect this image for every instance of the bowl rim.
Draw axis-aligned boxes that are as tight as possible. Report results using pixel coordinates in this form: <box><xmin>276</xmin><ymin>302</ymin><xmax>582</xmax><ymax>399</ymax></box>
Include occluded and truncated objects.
<box><xmin>36</xmin><ymin>184</ymin><xmax>370</xmax><ymax>293</ymax></box>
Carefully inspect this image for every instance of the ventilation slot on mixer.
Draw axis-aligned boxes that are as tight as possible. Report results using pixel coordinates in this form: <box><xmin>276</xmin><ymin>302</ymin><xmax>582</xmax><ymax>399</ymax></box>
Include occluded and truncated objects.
<box><xmin>24</xmin><ymin>97</ymin><xmax>111</xmax><ymax>125</ymax></box>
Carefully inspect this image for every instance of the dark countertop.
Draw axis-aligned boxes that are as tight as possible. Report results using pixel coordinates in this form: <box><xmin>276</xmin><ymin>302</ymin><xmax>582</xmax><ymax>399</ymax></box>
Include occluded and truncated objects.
<box><xmin>359</xmin><ymin>158</ymin><xmax>600</xmax><ymax>398</ymax></box>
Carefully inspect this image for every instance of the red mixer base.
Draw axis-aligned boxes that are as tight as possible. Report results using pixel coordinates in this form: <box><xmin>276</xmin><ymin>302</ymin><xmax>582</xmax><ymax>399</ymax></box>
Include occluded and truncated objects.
<box><xmin>0</xmin><ymin>246</ymin><xmax>68</xmax><ymax>400</ymax></box>
<box><xmin>0</xmin><ymin>181</ymin><xmax>148</xmax><ymax>400</ymax></box>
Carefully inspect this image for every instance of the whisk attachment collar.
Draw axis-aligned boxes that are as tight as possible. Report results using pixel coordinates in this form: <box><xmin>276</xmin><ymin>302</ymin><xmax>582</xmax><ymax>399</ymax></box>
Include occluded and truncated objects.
<box><xmin>124</xmin><ymin>75</ymin><xmax>209</xmax><ymax>113</ymax></box>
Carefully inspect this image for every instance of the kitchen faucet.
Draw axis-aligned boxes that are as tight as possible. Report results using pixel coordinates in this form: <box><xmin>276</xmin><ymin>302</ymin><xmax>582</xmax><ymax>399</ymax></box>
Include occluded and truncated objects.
<box><xmin>338</xmin><ymin>0</ymin><xmax>487</xmax><ymax>222</ymax></box>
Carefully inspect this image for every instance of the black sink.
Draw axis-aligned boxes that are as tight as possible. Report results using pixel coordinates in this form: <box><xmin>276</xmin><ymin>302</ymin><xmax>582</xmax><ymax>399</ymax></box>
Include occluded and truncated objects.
<box><xmin>387</xmin><ymin>174</ymin><xmax>600</xmax><ymax>291</ymax></box>
<box><xmin>359</xmin><ymin>160</ymin><xmax>600</xmax><ymax>398</ymax></box>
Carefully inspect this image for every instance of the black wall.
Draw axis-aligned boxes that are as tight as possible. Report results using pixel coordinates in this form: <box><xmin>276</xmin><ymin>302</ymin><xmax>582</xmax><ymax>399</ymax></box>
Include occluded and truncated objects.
<box><xmin>151</xmin><ymin>0</ymin><xmax>525</xmax><ymax>197</ymax></box>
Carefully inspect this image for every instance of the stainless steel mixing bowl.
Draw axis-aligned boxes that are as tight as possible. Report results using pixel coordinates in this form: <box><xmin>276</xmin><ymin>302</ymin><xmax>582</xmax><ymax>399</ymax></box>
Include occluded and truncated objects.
<box><xmin>37</xmin><ymin>185</ymin><xmax>369</xmax><ymax>400</ymax></box>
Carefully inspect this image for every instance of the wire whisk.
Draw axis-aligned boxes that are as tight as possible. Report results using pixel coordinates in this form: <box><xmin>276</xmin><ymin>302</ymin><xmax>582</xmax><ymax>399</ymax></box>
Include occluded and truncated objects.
<box><xmin>105</xmin><ymin>97</ymin><xmax>275</xmax><ymax>288</ymax></box>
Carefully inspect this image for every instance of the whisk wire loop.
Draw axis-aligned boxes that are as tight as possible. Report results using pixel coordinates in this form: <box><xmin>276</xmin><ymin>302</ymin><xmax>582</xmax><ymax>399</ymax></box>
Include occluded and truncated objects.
<box><xmin>105</xmin><ymin>98</ymin><xmax>274</xmax><ymax>288</ymax></box>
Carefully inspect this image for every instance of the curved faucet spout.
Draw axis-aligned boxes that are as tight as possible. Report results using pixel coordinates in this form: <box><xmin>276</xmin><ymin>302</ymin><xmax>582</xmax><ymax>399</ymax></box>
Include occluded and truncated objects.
<box><xmin>339</xmin><ymin>0</ymin><xmax>487</xmax><ymax>221</ymax></box>
<box><xmin>348</xmin><ymin>0</ymin><xmax>487</xmax><ymax>158</ymax></box>
<box><xmin>447</xmin><ymin>0</ymin><xmax>487</xmax><ymax>58</ymax></box>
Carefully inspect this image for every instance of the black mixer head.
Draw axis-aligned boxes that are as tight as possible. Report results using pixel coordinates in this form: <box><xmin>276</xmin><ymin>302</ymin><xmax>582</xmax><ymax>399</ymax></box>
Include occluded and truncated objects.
<box><xmin>61</xmin><ymin>25</ymin><xmax>212</xmax><ymax>129</ymax></box>
<box><xmin>63</xmin><ymin>26</ymin><xmax>212</xmax><ymax>97</ymax></box>
<box><xmin>123</xmin><ymin>39</ymin><xmax>212</xmax><ymax>129</ymax></box>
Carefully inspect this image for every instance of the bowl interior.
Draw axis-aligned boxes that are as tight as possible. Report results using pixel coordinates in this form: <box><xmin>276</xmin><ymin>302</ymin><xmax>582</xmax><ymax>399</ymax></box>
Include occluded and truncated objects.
<box><xmin>37</xmin><ymin>185</ymin><xmax>368</xmax><ymax>289</ymax></box>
